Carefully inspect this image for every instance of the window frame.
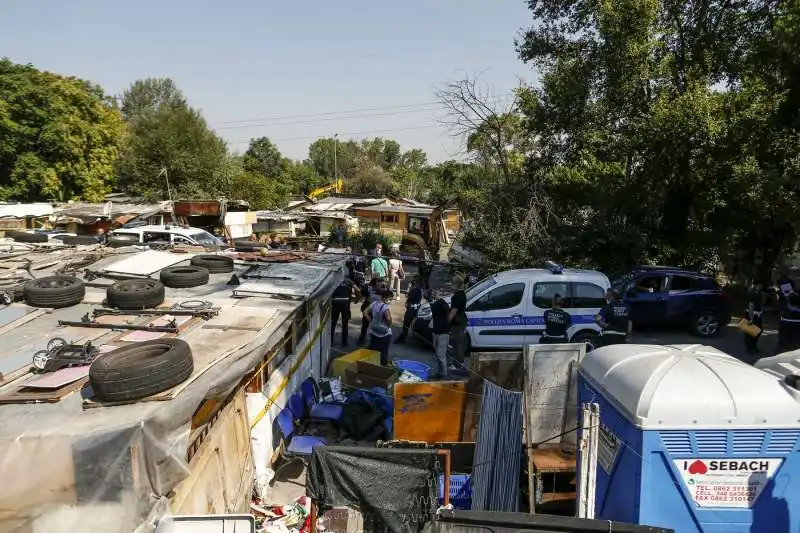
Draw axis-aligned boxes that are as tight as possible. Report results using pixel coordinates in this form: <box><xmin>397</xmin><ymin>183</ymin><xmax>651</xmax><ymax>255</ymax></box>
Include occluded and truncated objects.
<box><xmin>467</xmin><ymin>282</ymin><xmax>526</xmax><ymax>312</ymax></box>
<box><xmin>532</xmin><ymin>281</ymin><xmax>571</xmax><ymax>309</ymax></box>
<box><xmin>668</xmin><ymin>275</ymin><xmax>698</xmax><ymax>292</ymax></box>
<box><xmin>143</xmin><ymin>231</ymin><xmax>171</xmax><ymax>244</ymax></box>
<box><xmin>569</xmin><ymin>282</ymin><xmax>607</xmax><ymax>308</ymax></box>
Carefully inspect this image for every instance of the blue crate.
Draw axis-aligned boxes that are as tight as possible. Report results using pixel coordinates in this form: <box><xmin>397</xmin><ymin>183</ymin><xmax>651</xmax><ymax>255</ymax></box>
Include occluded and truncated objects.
<box><xmin>437</xmin><ymin>474</ymin><xmax>472</xmax><ymax>509</ymax></box>
<box><xmin>393</xmin><ymin>359</ymin><xmax>431</xmax><ymax>380</ymax></box>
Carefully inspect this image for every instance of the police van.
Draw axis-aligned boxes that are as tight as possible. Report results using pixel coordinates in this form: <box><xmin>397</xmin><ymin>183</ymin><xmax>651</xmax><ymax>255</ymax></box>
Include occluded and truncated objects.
<box><xmin>413</xmin><ymin>262</ymin><xmax>611</xmax><ymax>351</ymax></box>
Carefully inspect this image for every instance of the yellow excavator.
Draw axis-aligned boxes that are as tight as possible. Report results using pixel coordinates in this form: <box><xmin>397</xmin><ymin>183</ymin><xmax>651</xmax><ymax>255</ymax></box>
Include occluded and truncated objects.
<box><xmin>307</xmin><ymin>178</ymin><xmax>343</xmax><ymax>201</ymax></box>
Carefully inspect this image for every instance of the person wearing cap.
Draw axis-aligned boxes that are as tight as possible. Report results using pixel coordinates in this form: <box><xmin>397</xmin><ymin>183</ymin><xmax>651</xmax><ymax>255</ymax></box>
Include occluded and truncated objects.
<box><xmin>330</xmin><ymin>270</ymin><xmax>357</xmax><ymax>347</ymax></box>
<box><xmin>448</xmin><ymin>275</ymin><xmax>469</xmax><ymax>367</ymax></box>
<box><xmin>395</xmin><ymin>274</ymin><xmax>423</xmax><ymax>344</ymax></box>
<box><xmin>540</xmin><ymin>294</ymin><xmax>572</xmax><ymax>344</ymax></box>
<box><xmin>596</xmin><ymin>288</ymin><xmax>631</xmax><ymax>345</ymax></box>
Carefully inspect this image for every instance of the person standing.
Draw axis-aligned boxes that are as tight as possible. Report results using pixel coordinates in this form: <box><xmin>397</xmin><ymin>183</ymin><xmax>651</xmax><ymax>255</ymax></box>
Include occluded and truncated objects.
<box><xmin>743</xmin><ymin>281</ymin><xmax>765</xmax><ymax>355</ymax></box>
<box><xmin>449</xmin><ymin>276</ymin><xmax>469</xmax><ymax>367</ymax></box>
<box><xmin>596</xmin><ymin>289</ymin><xmax>631</xmax><ymax>346</ymax></box>
<box><xmin>396</xmin><ymin>275</ymin><xmax>423</xmax><ymax>344</ymax></box>
<box><xmin>541</xmin><ymin>294</ymin><xmax>572</xmax><ymax>344</ymax></box>
<box><xmin>330</xmin><ymin>274</ymin><xmax>356</xmax><ymax>347</ymax></box>
<box><xmin>429</xmin><ymin>289</ymin><xmax>451</xmax><ymax>378</ymax></box>
<box><xmin>333</xmin><ymin>223</ymin><xmax>346</xmax><ymax>246</ymax></box>
<box><xmin>388</xmin><ymin>251</ymin><xmax>404</xmax><ymax>301</ymax></box>
<box><xmin>357</xmin><ymin>278</ymin><xmax>381</xmax><ymax>345</ymax></box>
<box><xmin>418</xmin><ymin>249</ymin><xmax>433</xmax><ymax>289</ymax></box>
<box><xmin>365</xmin><ymin>289</ymin><xmax>394</xmax><ymax>365</ymax></box>
<box><xmin>776</xmin><ymin>276</ymin><xmax>800</xmax><ymax>353</ymax></box>
<box><xmin>370</xmin><ymin>247</ymin><xmax>389</xmax><ymax>284</ymax></box>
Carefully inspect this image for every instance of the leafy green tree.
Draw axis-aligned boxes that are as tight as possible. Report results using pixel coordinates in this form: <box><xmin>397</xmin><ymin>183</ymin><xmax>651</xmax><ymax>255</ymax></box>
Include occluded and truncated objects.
<box><xmin>120</xmin><ymin>78</ymin><xmax>185</xmax><ymax>121</ymax></box>
<box><xmin>0</xmin><ymin>59</ymin><xmax>125</xmax><ymax>202</ymax></box>
<box><xmin>116</xmin><ymin>79</ymin><xmax>228</xmax><ymax>200</ymax></box>
<box><xmin>243</xmin><ymin>136</ymin><xmax>285</xmax><ymax>178</ymax></box>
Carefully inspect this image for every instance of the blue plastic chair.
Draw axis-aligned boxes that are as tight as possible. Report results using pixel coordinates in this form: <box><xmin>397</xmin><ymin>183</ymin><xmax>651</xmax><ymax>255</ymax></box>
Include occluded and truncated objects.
<box><xmin>300</xmin><ymin>378</ymin><xmax>344</xmax><ymax>422</ymax></box>
<box><xmin>275</xmin><ymin>407</ymin><xmax>328</xmax><ymax>457</ymax></box>
<box><xmin>287</xmin><ymin>392</ymin><xmax>306</xmax><ymax>420</ymax></box>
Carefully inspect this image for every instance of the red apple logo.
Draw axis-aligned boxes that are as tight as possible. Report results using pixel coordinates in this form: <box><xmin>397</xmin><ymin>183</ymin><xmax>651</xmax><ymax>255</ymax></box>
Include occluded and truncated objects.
<box><xmin>688</xmin><ymin>460</ymin><xmax>708</xmax><ymax>475</ymax></box>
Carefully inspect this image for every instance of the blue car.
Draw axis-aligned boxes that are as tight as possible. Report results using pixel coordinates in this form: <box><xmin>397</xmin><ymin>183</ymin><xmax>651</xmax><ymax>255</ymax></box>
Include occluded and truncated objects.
<box><xmin>614</xmin><ymin>266</ymin><xmax>731</xmax><ymax>337</ymax></box>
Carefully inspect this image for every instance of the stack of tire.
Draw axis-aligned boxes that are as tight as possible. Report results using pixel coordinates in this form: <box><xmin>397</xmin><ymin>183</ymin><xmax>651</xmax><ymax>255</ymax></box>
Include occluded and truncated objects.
<box><xmin>232</xmin><ymin>239</ymin><xmax>264</xmax><ymax>252</ymax></box>
<box><xmin>10</xmin><ymin>232</ymin><xmax>47</xmax><ymax>244</ymax></box>
<box><xmin>158</xmin><ymin>255</ymin><xmax>234</xmax><ymax>288</ymax></box>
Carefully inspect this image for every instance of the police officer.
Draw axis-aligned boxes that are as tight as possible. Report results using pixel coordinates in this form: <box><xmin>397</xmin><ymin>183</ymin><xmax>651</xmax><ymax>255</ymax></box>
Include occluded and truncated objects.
<box><xmin>330</xmin><ymin>272</ymin><xmax>357</xmax><ymax>347</ymax></box>
<box><xmin>395</xmin><ymin>274</ymin><xmax>424</xmax><ymax>344</ymax></box>
<box><xmin>596</xmin><ymin>289</ymin><xmax>631</xmax><ymax>346</ymax></box>
<box><xmin>776</xmin><ymin>276</ymin><xmax>800</xmax><ymax>353</ymax></box>
<box><xmin>540</xmin><ymin>294</ymin><xmax>572</xmax><ymax>344</ymax></box>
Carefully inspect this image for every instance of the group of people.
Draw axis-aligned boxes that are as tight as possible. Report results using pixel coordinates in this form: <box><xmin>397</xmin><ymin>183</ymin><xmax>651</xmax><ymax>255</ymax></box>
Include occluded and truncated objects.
<box><xmin>541</xmin><ymin>288</ymin><xmax>632</xmax><ymax>347</ymax></box>
<box><xmin>744</xmin><ymin>274</ymin><xmax>800</xmax><ymax>355</ymax></box>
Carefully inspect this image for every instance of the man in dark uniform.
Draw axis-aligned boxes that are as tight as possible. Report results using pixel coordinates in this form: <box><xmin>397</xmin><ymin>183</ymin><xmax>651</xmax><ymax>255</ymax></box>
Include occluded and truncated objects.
<box><xmin>331</xmin><ymin>272</ymin><xmax>357</xmax><ymax>347</ymax></box>
<box><xmin>395</xmin><ymin>274</ymin><xmax>424</xmax><ymax>344</ymax></box>
<box><xmin>540</xmin><ymin>294</ymin><xmax>572</xmax><ymax>344</ymax></box>
<box><xmin>744</xmin><ymin>280</ymin><xmax>765</xmax><ymax>355</ymax></box>
<box><xmin>596</xmin><ymin>289</ymin><xmax>631</xmax><ymax>346</ymax></box>
<box><xmin>776</xmin><ymin>275</ymin><xmax>800</xmax><ymax>353</ymax></box>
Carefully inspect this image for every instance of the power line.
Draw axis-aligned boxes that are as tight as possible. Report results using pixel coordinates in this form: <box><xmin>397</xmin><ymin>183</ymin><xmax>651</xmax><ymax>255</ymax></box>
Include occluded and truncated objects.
<box><xmin>214</xmin><ymin>107</ymin><xmax>443</xmax><ymax>131</ymax></box>
<box><xmin>210</xmin><ymin>94</ymin><xmax>517</xmax><ymax>128</ymax></box>
<box><xmin>227</xmin><ymin>124</ymin><xmax>446</xmax><ymax>145</ymax></box>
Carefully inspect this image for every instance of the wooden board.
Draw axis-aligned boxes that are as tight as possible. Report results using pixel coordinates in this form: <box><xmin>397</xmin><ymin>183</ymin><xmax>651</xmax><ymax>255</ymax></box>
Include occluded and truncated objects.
<box><xmin>461</xmin><ymin>351</ymin><xmax>522</xmax><ymax>442</ymax></box>
<box><xmin>0</xmin><ymin>306</ymin><xmax>48</xmax><ymax>338</ymax></box>
<box><xmin>82</xmin><ymin>307</ymin><xmax>279</xmax><ymax>408</ymax></box>
<box><xmin>531</xmin><ymin>444</ymin><xmax>576</xmax><ymax>473</ymax></box>
<box><xmin>393</xmin><ymin>381</ymin><xmax>466</xmax><ymax>443</ymax></box>
<box><xmin>0</xmin><ymin>375</ymin><xmax>88</xmax><ymax>404</ymax></box>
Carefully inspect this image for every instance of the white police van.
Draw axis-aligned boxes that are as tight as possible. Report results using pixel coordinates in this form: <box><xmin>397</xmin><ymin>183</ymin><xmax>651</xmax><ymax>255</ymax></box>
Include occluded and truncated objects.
<box><xmin>110</xmin><ymin>225</ymin><xmax>224</xmax><ymax>247</ymax></box>
<box><xmin>413</xmin><ymin>262</ymin><xmax>611</xmax><ymax>351</ymax></box>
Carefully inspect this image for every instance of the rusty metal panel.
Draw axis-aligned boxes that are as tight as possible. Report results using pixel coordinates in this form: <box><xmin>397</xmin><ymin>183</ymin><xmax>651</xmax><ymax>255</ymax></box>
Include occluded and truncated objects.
<box><xmin>172</xmin><ymin>201</ymin><xmax>221</xmax><ymax>217</ymax></box>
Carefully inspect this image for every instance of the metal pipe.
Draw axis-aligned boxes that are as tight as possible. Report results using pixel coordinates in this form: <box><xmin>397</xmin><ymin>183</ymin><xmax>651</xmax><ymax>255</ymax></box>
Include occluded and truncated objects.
<box><xmin>57</xmin><ymin>320</ymin><xmax>178</xmax><ymax>333</ymax></box>
<box><xmin>436</xmin><ymin>449</ymin><xmax>451</xmax><ymax>507</ymax></box>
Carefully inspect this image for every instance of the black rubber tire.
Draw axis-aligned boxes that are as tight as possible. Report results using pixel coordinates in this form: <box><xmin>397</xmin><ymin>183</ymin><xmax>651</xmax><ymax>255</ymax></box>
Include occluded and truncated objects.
<box><xmin>570</xmin><ymin>330</ymin><xmax>600</xmax><ymax>352</ymax></box>
<box><xmin>13</xmin><ymin>232</ymin><xmax>47</xmax><ymax>243</ymax></box>
<box><xmin>233</xmin><ymin>239</ymin><xmax>262</xmax><ymax>252</ymax></box>
<box><xmin>160</xmin><ymin>265</ymin><xmax>209</xmax><ymax>288</ymax></box>
<box><xmin>62</xmin><ymin>235</ymin><xmax>99</xmax><ymax>245</ymax></box>
<box><xmin>107</xmin><ymin>236</ymin><xmax>140</xmax><ymax>248</ymax></box>
<box><xmin>23</xmin><ymin>276</ymin><xmax>86</xmax><ymax>308</ymax></box>
<box><xmin>190</xmin><ymin>254</ymin><xmax>234</xmax><ymax>273</ymax></box>
<box><xmin>107</xmin><ymin>279</ymin><xmax>165</xmax><ymax>309</ymax></box>
<box><xmin>89</xmin><ymin>339</ymin><xmax>194</xmax><ymax>402</ymax></box>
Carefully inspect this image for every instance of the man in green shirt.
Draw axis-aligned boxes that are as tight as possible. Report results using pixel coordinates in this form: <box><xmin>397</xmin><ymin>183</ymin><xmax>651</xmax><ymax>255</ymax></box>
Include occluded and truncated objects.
<box><xmin>370</xmin><ymin>250</ymin><xmax>389</xmax><ymax>283</ymax></box>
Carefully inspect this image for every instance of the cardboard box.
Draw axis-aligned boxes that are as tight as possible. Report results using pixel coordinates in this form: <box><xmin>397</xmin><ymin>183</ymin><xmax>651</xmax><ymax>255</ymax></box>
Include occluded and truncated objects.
<box><xmin>331</xmin><ymin>349</ymin><xmax>380</xmax><ymax>378</ymax></box>
<box><xmin>343</xmin><ymin>361</ymin><xmax>397</xmax><ymax>390</ymax></box>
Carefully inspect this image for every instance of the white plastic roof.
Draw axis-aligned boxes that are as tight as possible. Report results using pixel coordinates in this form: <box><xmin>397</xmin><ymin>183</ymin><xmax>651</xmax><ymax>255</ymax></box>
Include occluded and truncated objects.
<box><xmin>580</xmin><ymin>344</ymin><xmax>800</xmax><ymax>429</ymax></box>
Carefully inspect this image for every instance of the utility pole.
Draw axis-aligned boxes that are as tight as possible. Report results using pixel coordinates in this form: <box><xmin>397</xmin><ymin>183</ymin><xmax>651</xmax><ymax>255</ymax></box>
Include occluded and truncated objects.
<box><xmin>333</xmin><ymin>133</ymin><xmax>339</xmax><ymax>186</ymax></box>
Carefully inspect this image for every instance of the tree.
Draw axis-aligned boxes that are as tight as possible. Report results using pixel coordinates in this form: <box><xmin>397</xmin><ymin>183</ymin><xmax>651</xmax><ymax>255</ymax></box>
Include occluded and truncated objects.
<box><xmin>116</xmin><ymin>80</ymin><xmax>227</xmax><ymax>200</ymax></box>
<box><xmin>0</xmin><ymin>58</ymin><xmax>125</xmax><ymax>201</ymax></box>
<box><xmin>120</xmin><ymin>78</ymin><xmax>185</xmax><ymax>122</ymax></box>
<box><xmin>243</xmin><ymin>136</ymin><xmax>285</xmax><ymax>178</ymax></box>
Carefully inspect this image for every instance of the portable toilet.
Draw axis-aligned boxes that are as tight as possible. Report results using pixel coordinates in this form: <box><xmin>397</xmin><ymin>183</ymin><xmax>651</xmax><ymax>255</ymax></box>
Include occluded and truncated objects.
<box><xmin>577</xmin><ymin>344</ymin><xmax>800</xmax><ymax>533</ymax></box>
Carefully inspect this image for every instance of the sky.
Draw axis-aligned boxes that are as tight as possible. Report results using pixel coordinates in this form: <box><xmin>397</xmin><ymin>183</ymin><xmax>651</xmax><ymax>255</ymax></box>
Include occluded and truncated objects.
<box><xmin>0</xmin><ymin>0</ymin><xmax>535</xmax><ymax>163</ymax></box>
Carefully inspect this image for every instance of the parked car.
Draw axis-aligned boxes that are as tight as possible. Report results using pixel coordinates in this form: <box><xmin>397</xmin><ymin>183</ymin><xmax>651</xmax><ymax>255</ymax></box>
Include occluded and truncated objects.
<box><xmin>413</xmin><ymin>262</ymin><xmax>611</xmax><ymax>351</ymax></box>
<box><xmin>110</xmin><ymin>225</ymin><xmax>224</xmax><ymax>247</ymax></box>
<box><xmin>613</xmin><ymin>266</ymin><xmax>731</xmax><ymax>337</ymax></box>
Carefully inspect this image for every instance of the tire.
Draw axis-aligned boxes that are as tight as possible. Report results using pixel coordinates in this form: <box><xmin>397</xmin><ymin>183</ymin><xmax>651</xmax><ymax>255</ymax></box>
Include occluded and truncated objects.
<box><xmin>23</xmin><ymin>276</ymin><xmax>86</xmax><ymax>308</ymax></box>
<box><xmin>89</xmin><ymin>339</ymin><xmax>194</xmax><ymax>402</ymax></box>
<box><xmin>570</xmin><ymin>330</ymin><xmax>600</xmax><ymax>352</ymax></box>
<box><xmin>13</xmin><ymin>232</ymin><xmax>47</xmax><ymax>243</ymax></box>
<box><xmin>107</xmin><ymin>279</ymin><xmax>165</xmax><ymax>309</ymax></box>
<box><xmin>190</xmin><ymin>254</ymin><xmax>234</xmax><ymax>273</ymax></box>
<box><xmin>62</xmin><ymin>235</ymin><xmax>99</xmax><ymax>245</ymax></box>
<box><xmin>692</xmin><ymin>311</ymin><xmax>723</xmax><ymax>338</ymax></box>
<box><xmin>234</xmin><ymin>239</ymin><xmax>262</xmax><ymax>252</ymax></box>
<box><xmin>160</xmin><ymin>265</ymin><xmax>209</xmax><ymax>288</ymax></box>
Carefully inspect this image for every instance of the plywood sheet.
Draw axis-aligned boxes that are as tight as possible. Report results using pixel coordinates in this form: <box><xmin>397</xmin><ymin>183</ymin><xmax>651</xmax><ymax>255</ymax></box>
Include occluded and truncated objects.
<box><xmin>461</xmin><ymin>352</ymin><xmax>522</xmax><ymax>442</ymax></box>
<box><xmin>83</xmin><ymin>307</ymin><xmax>278</xmax><ymax>407</ymax></box>
<box><xmin>523</xmin><ymin>343</ymin><xmax>585</xmax><ymax>447</ymax></box>
<box><xmin>25</xmin><ymin>366</ymin><xmax>89</xmax><ymax>389</ymax></box>
<box><xmin>0</xmin><ymin>375</ymin><xmax>87</xmax><ymax>404</ymax></box>
<box><xmin>393</xmin><ymin>381</ymin><xmax>466</xmax><ymax>443</ymax></box>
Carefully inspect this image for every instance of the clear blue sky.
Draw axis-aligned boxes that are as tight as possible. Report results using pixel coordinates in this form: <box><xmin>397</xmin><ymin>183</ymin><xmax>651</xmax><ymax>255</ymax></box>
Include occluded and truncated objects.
<box><xmin>0</xmin><ymin>0</ymin><xmax>534</xmax><ymax>163</ymax></box>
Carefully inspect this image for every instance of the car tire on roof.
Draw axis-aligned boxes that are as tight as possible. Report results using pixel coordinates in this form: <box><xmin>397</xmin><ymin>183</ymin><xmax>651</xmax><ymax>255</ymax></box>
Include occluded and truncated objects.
<box><xmin>234</xmin><ymin>239</ymin><xmax>262</xmax><ymax>252</ymax></box>
<box><xmin>106</xmin><ymin>279</ymin><xmax>165</xmax><ymax>309</ymax></box>
<box><xmin>23</xmin><ymin>276</ymin><xmax>86</xmax><ymax>308</ymax></box>
<box><xmin>12</xmin><ymin>232</ymin><xmax>47</xmax><ymax>243</ymax></box>
<box><xmin>160</xmin><ymin>265</ymin><xmax>209</xmax><ymax>288</ymax></box>
<box><xmin>62</xmin><ymin>235</ymin><xmax>99</xmax><ymax>246</ymax></box>
<box><xmin>89</xmin><ymin>339</ymin><xmax>194</xmax><ymax>402</ymax></box>
<box><xmin>107</xmin><ymin>236</ymin><xmax>139</xmax><ymax>248</ymax></box>
<box><xmin>190</xmin><ymin>254</ymin><xmax>234</xmax><ymax>273</ymax></box>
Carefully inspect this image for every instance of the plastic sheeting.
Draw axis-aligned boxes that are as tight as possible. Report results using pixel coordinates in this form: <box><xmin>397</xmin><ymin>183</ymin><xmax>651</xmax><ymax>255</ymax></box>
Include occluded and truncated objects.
<box><xmin>470</xmin><ymin>381</ymin><xmax>523</xmax><ymax>512</ymax></box>
<box><xmin>306</xmin><ymin>446</ymin><xmax>439</xmax><ymax>533</ymax></box>
<box><xmin>0</xmin><ymin>252</ymin><xmax>347</xmax><ymax>533</ymax></box>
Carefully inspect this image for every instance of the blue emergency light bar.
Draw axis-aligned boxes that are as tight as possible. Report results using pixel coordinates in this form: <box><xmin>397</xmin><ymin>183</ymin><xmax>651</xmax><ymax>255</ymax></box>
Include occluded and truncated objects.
<box><xmin>544</xmin><ymin>260</ymin><xmax>563</xmax><ymax>274</ymax></box>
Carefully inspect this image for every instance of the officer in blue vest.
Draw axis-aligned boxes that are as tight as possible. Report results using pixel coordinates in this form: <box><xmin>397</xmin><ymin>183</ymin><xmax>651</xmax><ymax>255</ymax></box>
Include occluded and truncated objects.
<box><xmin>777</xmin><ymin>276</ymin><xmax>800</xmax><ymax>353</ymax></box>
<box><xmin>596</xmin><ymin>289</ymin><xmax>632</xmax><ymax>346</ymax></box>
<box><xmin>540</xmin><ymin>294</ymin><xmax>572</xmax><ymax>344</ymax></box>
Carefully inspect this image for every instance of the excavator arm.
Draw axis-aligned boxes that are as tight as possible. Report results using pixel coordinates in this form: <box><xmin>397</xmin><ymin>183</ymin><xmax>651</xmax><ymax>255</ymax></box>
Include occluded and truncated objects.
<box><xmin>426</xmin><ymin>197</ymin><xmax>460</xmax><ymax>255</ymax></box>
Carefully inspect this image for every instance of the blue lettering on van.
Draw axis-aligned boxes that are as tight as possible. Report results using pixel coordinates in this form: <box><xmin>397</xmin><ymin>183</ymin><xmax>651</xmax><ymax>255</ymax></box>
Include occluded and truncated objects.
<box><xmin>468</xmin><ymin>314</ymin><xmax>597</xmax><ymax>327</ymax></box>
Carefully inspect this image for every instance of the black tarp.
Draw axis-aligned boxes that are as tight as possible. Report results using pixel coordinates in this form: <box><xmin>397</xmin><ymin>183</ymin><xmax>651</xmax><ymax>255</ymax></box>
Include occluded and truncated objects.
<box><xmin>423</xmin><ymin>510</ymin><xmax>675</xmax><ymax>533</ymax></box>
<box><xmin>306</xmin><ymin>446</ymin><xmax>439</xmax><ymax>533</ymax></box>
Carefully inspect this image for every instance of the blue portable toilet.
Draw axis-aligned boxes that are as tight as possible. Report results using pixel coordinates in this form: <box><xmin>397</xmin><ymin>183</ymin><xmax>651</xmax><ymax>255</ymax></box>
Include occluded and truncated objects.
<box><xmin>577</xmin><ymin>344</ymin><xmax>800</xmax><ymax>533</ymax></box>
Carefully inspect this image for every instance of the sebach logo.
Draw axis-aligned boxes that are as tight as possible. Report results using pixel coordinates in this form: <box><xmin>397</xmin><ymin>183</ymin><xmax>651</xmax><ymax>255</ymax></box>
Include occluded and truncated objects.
<box><xmin>681</xmin><ymin>459</ymin><xmax>771</xmax><ymax>475</ymax></box>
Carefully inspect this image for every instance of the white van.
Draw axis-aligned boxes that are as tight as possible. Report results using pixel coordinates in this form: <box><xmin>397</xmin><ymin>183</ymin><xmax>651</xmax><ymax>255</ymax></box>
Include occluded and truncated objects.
<box><xmin>110</xmin><ymin>225</ymin><xmax>224</xmax><ymax>247</ymax></box>
<box><xmin>413</xmin><ymin>262</ymin><xmax>611</xmax><ymax>351</ymax></box>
